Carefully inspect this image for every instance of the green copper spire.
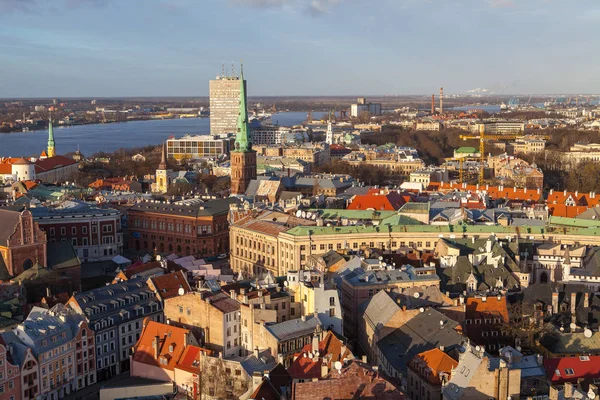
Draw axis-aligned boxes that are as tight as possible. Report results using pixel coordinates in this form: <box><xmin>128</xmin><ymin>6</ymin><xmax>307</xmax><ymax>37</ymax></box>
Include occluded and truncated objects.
<box><xmin>234</xmin><ymin>63</ymin><xmax>252</xmax><ymax>152</ymax></box>
<box><xmin>47</xmin><ymin>110</ymin><xmax>56</xmax><ymax>157</ymax></box>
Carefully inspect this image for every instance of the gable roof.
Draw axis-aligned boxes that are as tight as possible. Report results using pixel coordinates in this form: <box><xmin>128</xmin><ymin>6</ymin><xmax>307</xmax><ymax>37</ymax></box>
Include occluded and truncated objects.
<box><xmin>0</xmin><ymin>209</ymin><xmax>22</xmax><ymax>245</ymax></box>
<box><xmin>287</xmin><ymin>331</ymin><xmax>353</xmax><ymax>380</ymax></box>
<box><xmin>34</xmin><ymin>155</ymin><xmax>77</xmax><ymax>173</ymax></box>
<box><xmin>544</xmin><ymin>356</ymin><xmax>600</xmax><ymax>384</ymax></box>
<box><xmin>132</xmin><ymin>320</ymin><xmax>190</xmax><ymax>371</ymax></box>
<box><xmin>409</xmin><ymin>348</ymin><xmax>458</xmax><ymax>385</ymax></box>
<box><xmin>291</xmin><ymin>361</ymin><xmax>405</xmax><ymax>400</ymax></box>
<box><xmin>348</xmin><ymin>191</ymin><xmax>408</xmax><ymax>211</ymax></box>
<box><xmin>149</xmin><ymin>271</ymin><xmax>191</xmax><ymax>300</ymax></box>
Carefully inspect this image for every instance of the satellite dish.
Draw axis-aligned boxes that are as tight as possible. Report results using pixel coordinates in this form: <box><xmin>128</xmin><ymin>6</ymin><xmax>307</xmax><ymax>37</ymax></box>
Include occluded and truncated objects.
<box><xmin>414</xmin><ymin>292</ymin><xmax>420</xmax><ymax>299</ymax></box>
<box><xmin>378</xmin><ymin>256</ymin><xmax>384</xmax><ymax>261</ymax></box>
<box><xmin>296</xmin><ymin>210</ymin><xmax>302</xmax><ymax>217</ymax></box>
<box><xmin>284</xmin><ymin>281</ymin><xmax>289</xmax><ymax>287</ymax></box>
<box><xmin>419</xmin><ymin>307</ymin><xmax>425</xmax><ymax>313</ymax></box>
<box><xmin>516</xmin><ymin>346</ymin><xmax>522</xmax><ymax>352</ymax></box>
<box><xmin>334</xmin><ymin>361</ymin><xmax>342</xmax><ymax>372</ymax></box>
<box><xmin>306</xmin><ymin>212</ymin><xmax>313</xmax><ymax>219</ymax></box>
<box><xmin>301</xmin><ymin>211</ymin><xmax>307</xmax><ymax>218</ymax></box>
<box><xmin>589</xmin><ymin>390</ymin><xmax>596</xmax><ymax>400</ymax></box>
<box><xmin>308</xmin><ymin>353</ymin><xmax>313</xmax><ymax>359</ymax></box>
<box><xmin>311</xmin><ymin>214</ymin><xmax>317</xmax><ymax>220</ymax></box>
<box><xmin>570</xmin><ymin>323</ymin><xmax>577</xmax><ymax>331</ymax></box>
<box><xmin>156</xmin><ymin>255</ymin><xmax>162</xmax><ymax>261</ymax></box>
<box><xmin>178</xmin><ymin>287</ymin><xmax>185</xmax><ymax>296</ymax></box>
<box><xmin>584</xmin><ymin>328</ymin><xmax>593</xmax><ymax>338</ymax></box>
<box><xmin>475</xmin><ymin>345</ymin><xmax>481</xmax><ymax>351</ymax></box>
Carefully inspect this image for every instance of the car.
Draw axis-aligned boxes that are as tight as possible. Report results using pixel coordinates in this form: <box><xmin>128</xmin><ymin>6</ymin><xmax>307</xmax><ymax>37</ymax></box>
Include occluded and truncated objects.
<box><xmin>217</xmin><ymin>253</ymin><xmax>228</xmax><ymax>260</ymax></box>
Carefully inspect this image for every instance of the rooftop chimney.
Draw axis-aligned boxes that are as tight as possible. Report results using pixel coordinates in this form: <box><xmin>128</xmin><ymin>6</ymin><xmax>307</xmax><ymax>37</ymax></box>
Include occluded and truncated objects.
<box><xmin>551</xmin><ymin>291</ymin><xmax>558</xmax><ymax>315</ymax></box>
<box><xmin>584</xmin><ymin>292</ymin><xmax>590</xmax><ymax>309</ymax></box>
<box><xmin>440</xmin><ymin>87</ymin><xmax>444</xmax><ymax>114</ymax></box>
<box><xmin>154</xmin><ymin>335</ymin><xmax>160</xmax><ymax>359</ymax></box>
<box><xmin>564</xmin><ymin>382</ymin><xmax>574</xmax><ymax>398</ymax></box>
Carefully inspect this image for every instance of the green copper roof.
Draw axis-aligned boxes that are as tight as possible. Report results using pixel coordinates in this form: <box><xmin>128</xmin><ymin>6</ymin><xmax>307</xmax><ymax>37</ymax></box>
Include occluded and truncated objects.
<box><xmin>48</xmin><ymin>114</ymin><xmax>55</xmax><ymax>148</ymax></box>
<box><xmin>234</xmin><ymin>64</ymin><xmax>252</xmax><ymax>152</ymax></box>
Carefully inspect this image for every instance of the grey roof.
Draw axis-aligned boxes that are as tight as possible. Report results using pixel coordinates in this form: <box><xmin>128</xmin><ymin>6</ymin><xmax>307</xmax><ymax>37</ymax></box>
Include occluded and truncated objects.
<box><xmin>444</xmin><ymin>348</ymin><xmax>483</xmax><ymax>400</ymax></box>
<box><xmin>237</xmin><ymin>349</ymin><xmax>277</xmax><ymax>376</ymax></box>
<box><xmin>343</xmin><ymin>266</ymin><xmax>438</xmax><ymax>288</ymax></box>
<box><xmin>488</xmin><ymin>347</ymin><xmax>545</xmax><ymax>378</ymax></box>
<box><xmin>362</xmin><ymin>291</ymin><xmax>401</xmax><ymax>332</ymax></box>
<box><xmin>0</xmin><ymin>209</ymin><xmax>21</xmax><ymax>245</ymax></box>
<box><xmin>15</xmin><ymin>306</ymin><xmax>73</xmax><ymax>356</ymax></box>
<box><xmin>266</xmin><ymin>315</ymin><xmax>321</xmax><ymax>341</ymax></box>
<box><xmin>577</xmin><ymin>207</ymin><xmax>600</xmax><ymax>221</ymax></box>
<box><xmin>511</xmin><ymin>217</ymin><xmax>546</xmax><ymax>227</ymax></box>
<box><xmin>0</xmin><ymin>331</ymin><xmax>31</xmax><ymax>365</ymax></box>
<box><xmin>29</xmin><ymin>200</ymin><xmax>120</xmax><ymax>219</ymax></box>
<box><xmin>205</xmin><ymin>291</ymin><xmax>240</xmax><ymax>314</ymax></box>
<box><xmin>376</xmin><ymin>308</ymin><xmax>464</xmax><ymax>374</ymax></box>
<box><xmin>129</xmin><ymin>197</ymin><xmax>239</xmax><ymax>217</ymax></box>
<box><xmin>47</xmin><ymin>240</ymin><xmax>80</xmax><ymax>270</ymax></box>
<box><xmin>71</xmin><ymin>278</ymin><xmax>162</xmax><ymax>330</ymax></box>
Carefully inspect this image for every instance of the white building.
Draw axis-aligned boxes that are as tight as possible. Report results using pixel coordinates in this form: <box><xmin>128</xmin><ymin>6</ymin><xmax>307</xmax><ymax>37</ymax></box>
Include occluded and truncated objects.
<box><xmin>350</xmin><ymin>97</ymin><xmax>382</xmax><ymax>117</ymax></box>
<box><xmin>251</xmin><ymin>126</ymin><xmax>308</xmax><ymax>145</ymax></box>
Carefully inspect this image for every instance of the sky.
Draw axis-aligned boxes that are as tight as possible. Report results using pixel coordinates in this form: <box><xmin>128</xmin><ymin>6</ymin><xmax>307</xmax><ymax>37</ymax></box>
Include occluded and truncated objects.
<box><xmin>0</xmin><ymin>0</ymin><xmax>599</xmax><ymax>97</ymax></box>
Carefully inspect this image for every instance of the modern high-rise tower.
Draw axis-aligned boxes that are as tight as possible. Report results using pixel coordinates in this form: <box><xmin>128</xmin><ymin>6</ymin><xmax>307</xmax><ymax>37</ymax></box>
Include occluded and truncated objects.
<box><xmin>230</xmin><ymin>65</ymin><xmax>256</xmax><ymax>196</ymax></box>
<box><xmin>209</xmin><ymin>68</ymin><xmax>244</xmax><ymax>135</ymax></box>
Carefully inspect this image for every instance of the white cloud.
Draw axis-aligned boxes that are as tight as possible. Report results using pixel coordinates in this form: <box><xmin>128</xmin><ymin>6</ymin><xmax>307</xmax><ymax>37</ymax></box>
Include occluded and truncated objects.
<box><xmin>232</xmin><ymin>0</ymin><xmax>343</xmax><ymax>15</ymax></box>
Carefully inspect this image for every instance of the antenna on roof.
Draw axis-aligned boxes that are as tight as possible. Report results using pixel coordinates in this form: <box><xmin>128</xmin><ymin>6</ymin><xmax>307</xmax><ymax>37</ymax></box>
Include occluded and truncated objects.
<box><xmin>221</xmin><ymin>63</ymin><xmax>225</xmax><ymax>78</ymax></box>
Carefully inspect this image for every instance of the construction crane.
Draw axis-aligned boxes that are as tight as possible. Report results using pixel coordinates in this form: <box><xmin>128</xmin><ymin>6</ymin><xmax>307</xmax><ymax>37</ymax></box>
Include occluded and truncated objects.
<box><xmin>460</xmin><ymin>125</ymin><xmax>550</xmax><ymax>185</ymax></box>
<box><xmin>445</xmin><ymin>156</ymin><xmax>480</xmax><ymax>184</ymax></box>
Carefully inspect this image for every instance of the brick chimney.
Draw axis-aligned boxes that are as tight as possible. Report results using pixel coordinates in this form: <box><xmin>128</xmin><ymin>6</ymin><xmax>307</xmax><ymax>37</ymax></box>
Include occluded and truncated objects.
<box><xmin>584</xmin><ymin>292</ymin><xmax>590</xmax><ymax>308</ymax></box>
<box><xmin>571</xmin><ymin>292</ymin><xmax>577</xmax><ymax>317</ymax></box>
<box><xmin>564</xmin><ymin>382</ymin><xmax>574</xmax><ymax>398</ymax></box>
<box><xmin>552</xmin><ymin>290</ymin><xmax>559</xmax><ymax>315</ymax></box>
<box><xmin>154</xmin><ymin>335</ymin><xmax>160</xmax><ymax>359</ymax></box>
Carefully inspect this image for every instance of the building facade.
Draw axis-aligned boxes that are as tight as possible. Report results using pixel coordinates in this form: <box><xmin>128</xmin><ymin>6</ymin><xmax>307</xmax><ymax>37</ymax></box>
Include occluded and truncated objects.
<box><xmin>210</xmin><ymin>75</ymin><xmax>243</xmax><ymax>135</ymax></box>
<box><xmin>0</xmin><ymin>209</ymin><xmax>47</xmax><ymax>278</ymax></box>
<box><xmin>166</xmin><ymin>135</ymin><xmax>235</xmax><ymax>161</ymax></box>
<box><xmin>128</xmin><ymin>197</ymin><xmax>237</xmax><ymax>257</ymax></box>
<box><xmin>67</xmin><ymin>279</ymin><xmax>164</xmax><ymax>381</ymax></box>
<box><xmin>31</xmin><ymin>201</ymin><xmax>122</xmax><ymax>263</ymax></box>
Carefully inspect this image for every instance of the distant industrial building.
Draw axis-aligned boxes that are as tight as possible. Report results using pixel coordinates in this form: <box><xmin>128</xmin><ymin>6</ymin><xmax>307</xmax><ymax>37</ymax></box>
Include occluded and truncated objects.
<box><xmin>166</xmin><ymin>134</ymin><xmax>235</xmax><ymax>160</ymax></box>
<box><xmin>210</xmin><ymin>74</ymin><xmax>244</xmax><ymax>135</ymax></box>
<box><xmin>350</xmin><ymin>97</ymin><xmax>382</xmax><ymax>117</ymax></box>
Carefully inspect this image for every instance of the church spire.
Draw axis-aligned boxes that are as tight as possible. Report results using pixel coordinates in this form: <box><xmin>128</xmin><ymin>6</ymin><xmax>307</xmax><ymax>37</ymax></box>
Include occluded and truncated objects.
<box><xmin>47</xmin><ymin>110</ymin><xmax>56</xmax><ymax>157</ymax></box>
<box><xmin>158</xmin><ymin>142</ymin><xmax>167</xmax><ymax>170</ymax></box>
<box><xmin>234</xmin><ymin>63</ymin><xmax>251</xmax><ymax>152</ymax></box>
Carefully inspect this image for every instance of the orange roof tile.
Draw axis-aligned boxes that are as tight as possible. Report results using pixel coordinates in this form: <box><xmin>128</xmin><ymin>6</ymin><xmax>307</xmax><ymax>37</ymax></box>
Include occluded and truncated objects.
<box><xmin>175</xmin><ymin>345</ymin><xmax>212</xmax><ymax>374</ymax></box>
<box><xmin>465</xmin><ymin>297</ymin><xmax>509</xmax><ymax>322</ymax></box>
<box><xmin>348</xmin><ymin>191</ymin><xmax>408</xmax><ymax>211</ymax></box>
<box><xmin>409</xmin><ymin>348</ymin><xmax>458</xmax><ymax>385</ymax></box>
<box><xmin>548</xmin><ymin>205</ymin><xmax>589</xmax><ymax>218</ymax></box>
<box><xmin>133</xmin><ymin>320</ymin><xmax>191</xmax><ymax>371</ymax></box>
<box><xmin>546</xmin><ymin>191</ymin><xmax>600</xmax><ymax>207</ymax></box>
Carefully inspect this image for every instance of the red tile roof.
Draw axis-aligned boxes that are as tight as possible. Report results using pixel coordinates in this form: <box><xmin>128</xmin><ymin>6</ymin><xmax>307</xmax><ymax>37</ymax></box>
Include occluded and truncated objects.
<box><xmin>34</xmin><ymin>155</ymin><xmax>77</xmax><ymax>173</ymax></box>
<box><xmin>348</xmin><ymin>191</ymin><xmax>408</xmax><ymax>211</ymax></box>
<box><xmin>544</xmin><ymin>356</ymin><xmax>600</xmax><ymax>384</ymax></box>
<box><xmin>292</xmin><ymin>361</ymin><xmax>405</xmax><ymax>400</ymax></box>
<box><xmin>287</xmin><ymin>331</ymin><xmax>353</xmax><ymax>380</ymax></box>
<box><xmin>149</xmin><ymin>271</ymin><xmax>191</xmax><ymax>300</ymax></box>
<box><xmin>436</xmin><ymin>183</ymin><xmax>542</xmax><ymax>203</ymax></box>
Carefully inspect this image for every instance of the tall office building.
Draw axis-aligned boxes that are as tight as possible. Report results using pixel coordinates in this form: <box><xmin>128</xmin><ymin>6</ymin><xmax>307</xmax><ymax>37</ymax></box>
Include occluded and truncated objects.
<box><xmin>209</xmin><ymin>71</ymin><xmax>244</xmax><ymax>135</ymax></box>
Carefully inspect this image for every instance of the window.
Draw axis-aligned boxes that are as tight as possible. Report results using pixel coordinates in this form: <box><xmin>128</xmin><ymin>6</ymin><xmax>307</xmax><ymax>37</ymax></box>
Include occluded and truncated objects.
<box><xmin>565</xmin><ymin>368</ymin><xmax>575</xmax><ymax>375</ymax></box>
<box><xmin>82</xmin><ymin>226</ymin><xmax>88</xmax><ymax>234</ymax></box>
<box><xmin>330</xmin><ymin>297</ymin><xmax>335</xmax><ymax>306</ymax></box>
<box><xmin>72</xmin><ymin>227</ymin><xmax>77</xmax><ymax>235</ymax></box>
<box><xmin>61</xmin><ymin>227</ymin><xmax>66</xmax><ymax>235</ymax></box>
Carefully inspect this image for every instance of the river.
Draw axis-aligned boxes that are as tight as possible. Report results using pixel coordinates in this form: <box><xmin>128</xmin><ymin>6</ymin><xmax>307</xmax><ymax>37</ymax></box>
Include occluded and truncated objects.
<box><xmin>0</xmin><ymin>111</ymin><xmax>325</xmax><ymax>158</ymax></box>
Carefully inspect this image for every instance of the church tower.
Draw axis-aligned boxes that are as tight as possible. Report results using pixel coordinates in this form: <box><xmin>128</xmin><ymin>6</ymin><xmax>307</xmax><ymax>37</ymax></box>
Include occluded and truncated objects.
<box><xmin>230</xmin><ymin>64</ymin><xmax>257</xmax><ymax>196</ymax></box>
<box><xmin>155</xmin><ymin>142</ymin><xmax>171</xmax><ymax>194</ymax></box>
<box><xmin>47</xmin><ymin>111</ymin><xmax>56</xmax><ymax>157</ymax></box>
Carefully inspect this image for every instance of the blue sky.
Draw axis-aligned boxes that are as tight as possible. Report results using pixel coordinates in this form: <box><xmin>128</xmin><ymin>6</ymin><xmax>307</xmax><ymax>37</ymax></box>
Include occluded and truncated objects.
<box><xmin>0</xmin><ymin>0</ymin><xmax>599</xmax><ymax>97</ymax></box>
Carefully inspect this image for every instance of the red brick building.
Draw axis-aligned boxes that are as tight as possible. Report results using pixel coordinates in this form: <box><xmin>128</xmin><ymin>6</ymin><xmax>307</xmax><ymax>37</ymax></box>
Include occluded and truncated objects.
<box><xmin>0</xmin><ymin>209</ymin><xmax>47</xmax><ymax>278</ymax></box>
<box><xmin>127</xmin><ymin>198</ymin><xmax>239</xmax><ymax>257</ymax></box>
